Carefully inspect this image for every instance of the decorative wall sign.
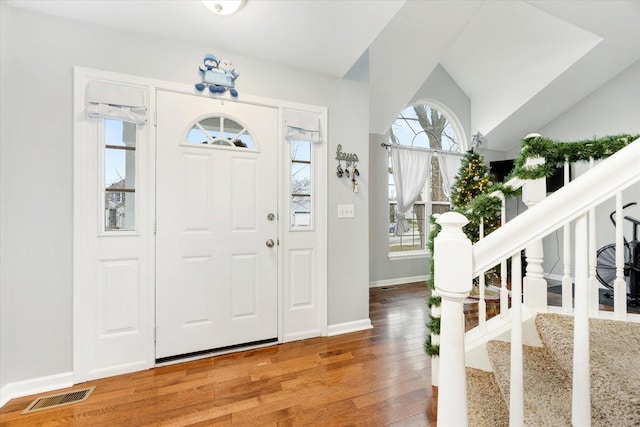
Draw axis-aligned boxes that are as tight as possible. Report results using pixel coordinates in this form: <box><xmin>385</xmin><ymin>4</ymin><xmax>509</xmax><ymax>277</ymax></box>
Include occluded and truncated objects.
<box><xmin>335</xmin><ymin>144</ymin><xmax>361</xmax><ymax>193</ymax></box>
<box><xmin>194</xmin><ymin>53</ymin><xmax>240</xmax><ymax>97</ymax></box>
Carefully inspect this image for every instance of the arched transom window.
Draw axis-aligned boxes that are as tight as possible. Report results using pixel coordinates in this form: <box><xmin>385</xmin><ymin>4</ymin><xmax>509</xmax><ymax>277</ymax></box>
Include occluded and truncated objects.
<box><xmin>185</xmin><ymin>115</ymin><xmax>256</xmax><ymax>150</ymax></box>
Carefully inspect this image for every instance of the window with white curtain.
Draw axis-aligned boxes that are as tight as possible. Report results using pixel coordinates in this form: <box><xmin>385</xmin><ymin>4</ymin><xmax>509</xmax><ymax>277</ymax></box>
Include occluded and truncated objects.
<box><xmin>388</xmin><ymin>103</ymin><xmax>464</xmax><ymax>256</ymax></box>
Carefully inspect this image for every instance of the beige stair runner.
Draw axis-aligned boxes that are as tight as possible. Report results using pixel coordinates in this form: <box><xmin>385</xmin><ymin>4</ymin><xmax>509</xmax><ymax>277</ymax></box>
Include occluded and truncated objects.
<box><xmin>467</xmin><ymin>313</ymin><xmax>640</xmax><ymax>426</ymax></box>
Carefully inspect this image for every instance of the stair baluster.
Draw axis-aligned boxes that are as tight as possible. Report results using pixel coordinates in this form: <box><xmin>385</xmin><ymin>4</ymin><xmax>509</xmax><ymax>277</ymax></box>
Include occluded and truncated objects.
<box><xmin>509</xmin><ymin>252</ymin><xmax>524</xmax><ymax>426</ymax></box>
<box><xmin>562</xmin><ymin>159</ymin><xmax>573</xmax><ymax>313</ymax></box>
<box><xmin>478</xmin><ymin>217</ymin><xmax>487</xmax><ymax>332</ymax></box>
<box><xmin>613</xmin><ymin>192</ymin><xmax>628</xmax><ymax>318</ymax></box>
<box><xmin>500</xmin><ymin>198</ymin><xmax>509</xmax><ymax>320</ymax></box>
<box><xmin>572</xmin><ymin>212</ymin><xmax>591</xmax><ymax>426</ymax></box>
<box><xmin>588</xmin><ymin>158</ymin><xmax>600</xmax><ymax>315</ymax></box>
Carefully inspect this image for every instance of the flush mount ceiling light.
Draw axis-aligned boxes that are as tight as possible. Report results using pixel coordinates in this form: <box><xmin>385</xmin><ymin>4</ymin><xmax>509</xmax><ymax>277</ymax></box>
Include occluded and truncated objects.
<box><xmin>202</xmin><ymin>0</ymin><xmax>246</xmax><ymax>16</ymax></box>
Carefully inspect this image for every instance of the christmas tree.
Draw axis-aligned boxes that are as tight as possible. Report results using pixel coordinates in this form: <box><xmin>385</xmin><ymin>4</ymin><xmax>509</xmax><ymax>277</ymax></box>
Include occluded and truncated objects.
<box><xmin>425</xmin><ymin>150</ymin><xmax>500</xmax><ymax>357</ymax></box>
<box><xmin>449</xmin><ymin>151</ymin><xmax>499</xmax><ymax>243</ymax></box>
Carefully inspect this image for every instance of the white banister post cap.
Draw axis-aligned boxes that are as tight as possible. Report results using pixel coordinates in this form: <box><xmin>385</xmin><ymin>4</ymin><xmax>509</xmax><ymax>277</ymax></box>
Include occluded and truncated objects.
<box><xmin>435</xmin><ymin>211</ymin><xmax>469</xmax><ymax>236</ymax></box>
<box><xmin>434</xmin><ymin>211</ymin><xmax>472</xmax><ymax>296</ymax></box>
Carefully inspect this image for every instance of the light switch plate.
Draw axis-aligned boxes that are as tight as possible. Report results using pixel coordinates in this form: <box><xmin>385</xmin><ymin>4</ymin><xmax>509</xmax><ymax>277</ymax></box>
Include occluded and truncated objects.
<box><xmin>338</xmin><ymin>204</ymin><xmax>354</xmax><ymax>218</ymax></box>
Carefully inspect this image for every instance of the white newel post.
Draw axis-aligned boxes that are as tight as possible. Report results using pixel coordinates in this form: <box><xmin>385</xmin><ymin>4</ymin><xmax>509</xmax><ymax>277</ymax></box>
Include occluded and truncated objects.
<box><xmin>521</xmin><ymin>156</ymin><xmax>548</xmax><ymax>311</ymax></box>
<box><xmin>435</xmin><ymin>212</ymin><xmax>472</xmax><ymax>427</ymax></box>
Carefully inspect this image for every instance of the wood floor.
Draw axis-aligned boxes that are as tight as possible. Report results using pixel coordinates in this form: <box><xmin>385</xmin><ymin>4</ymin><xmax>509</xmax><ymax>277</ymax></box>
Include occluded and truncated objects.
<box><xmin>0</xmin><ymin>282</ymin><xmax>437</xmax><ymax>427</ymax></box>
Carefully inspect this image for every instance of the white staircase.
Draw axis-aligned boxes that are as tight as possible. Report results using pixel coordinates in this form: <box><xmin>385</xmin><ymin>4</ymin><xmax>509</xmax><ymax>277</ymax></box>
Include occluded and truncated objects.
<box><xmin>434</xmin><ymin>137</ymin><xmax>640</xmax><ymax>426</ymax></box>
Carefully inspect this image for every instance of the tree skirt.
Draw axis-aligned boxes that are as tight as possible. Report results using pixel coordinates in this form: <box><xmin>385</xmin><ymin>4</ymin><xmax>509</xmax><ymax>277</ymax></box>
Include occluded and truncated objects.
<box><xmin>464</xmin><ymin>285</ymin><xmax>505</xmax><ymax>304</ymax></box>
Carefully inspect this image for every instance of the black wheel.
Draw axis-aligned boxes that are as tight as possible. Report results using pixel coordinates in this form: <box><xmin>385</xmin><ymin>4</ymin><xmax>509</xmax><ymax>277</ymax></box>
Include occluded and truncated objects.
<box><xmin>596</xmin><ymin>243</ymin><xmax>630</xmax><ymax>291</ymax></box>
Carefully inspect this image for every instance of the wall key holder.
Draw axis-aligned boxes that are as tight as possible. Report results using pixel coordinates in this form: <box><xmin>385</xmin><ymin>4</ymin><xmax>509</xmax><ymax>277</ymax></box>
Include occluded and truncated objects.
<box><xmin>335</xmin><ymin>144</ymin><xmax>361</xmax><ymax>193</ymax></box>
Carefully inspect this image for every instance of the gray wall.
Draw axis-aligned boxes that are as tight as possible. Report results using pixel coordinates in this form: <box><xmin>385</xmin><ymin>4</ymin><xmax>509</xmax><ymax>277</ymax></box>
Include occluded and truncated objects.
<box><xmin>368</xmin><ymin>65</ymin><xmax>471</xmax><ymax>285</ymax></box>
<box><xmin>535</xmin><ymin>60</ymin><xmax>640</xmax><ymax>278</ymax></box>
<box><xmin>0</xmin><ymin>0</ymin><xmax>11</xmax><ymax>396</ymax></box>
<box><xmin>0</xmin><ymin>5</ymin><xmax>369</xmax><ymax>389</ymax></box>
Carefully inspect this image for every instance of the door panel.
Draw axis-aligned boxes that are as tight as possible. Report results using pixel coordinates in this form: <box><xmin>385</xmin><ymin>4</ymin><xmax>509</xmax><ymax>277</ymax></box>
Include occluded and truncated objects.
<box><xmin>155</xmin><ymin>91</ymin><xmax>278</xmax><ymax>360</ymax></box>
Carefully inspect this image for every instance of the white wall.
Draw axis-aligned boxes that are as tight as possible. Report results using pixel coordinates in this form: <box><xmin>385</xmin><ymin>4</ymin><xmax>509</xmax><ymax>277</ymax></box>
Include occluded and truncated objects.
<box><xmin>0</xmin><ymin>0</ymin><xmax>12</xmax><ymax>399</ymax></box>
<box><xmin>369</xmin><ymin>65</ymin><xmax>471</xmax><ymax>285</ymax></box>
<box><xmin>0</xmin><ymin>5</ymin><xmax>369</xmax><ymax>392</ymax></box>
<box><xmin>536</xmin><ymin>60</ymin><xmax>640</xmax><ymax>278</ymax></box>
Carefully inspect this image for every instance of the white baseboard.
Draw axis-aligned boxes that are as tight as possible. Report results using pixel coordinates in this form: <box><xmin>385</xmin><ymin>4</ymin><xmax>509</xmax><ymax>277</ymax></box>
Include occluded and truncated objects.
<box><xmin>369</xmin><ymin>275</ymin><xmax>429</xmax><ymax>288</ymax></box>
<box><xmin>327</xmin><ymin>318</ymin><xmax>372</xmax><ymax>336</ymax></box>
<box><xmin>0</xmin><ymin>371</ymin><xmax>74</xmax><ymax>408</ymax></box>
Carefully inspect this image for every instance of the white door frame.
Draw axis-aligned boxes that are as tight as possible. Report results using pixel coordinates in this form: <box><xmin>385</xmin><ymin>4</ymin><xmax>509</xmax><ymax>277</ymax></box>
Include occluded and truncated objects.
<box><xmin>73</xmin><ymin>67</ymin><xmax>327</xmax><ymax>382</ymax></box>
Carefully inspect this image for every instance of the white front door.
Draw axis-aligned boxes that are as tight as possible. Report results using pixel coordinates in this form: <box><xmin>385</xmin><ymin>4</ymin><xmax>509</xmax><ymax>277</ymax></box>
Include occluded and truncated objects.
<box><xmin>155</xmin><ymin>91</ymin><xmax>279</xmax><ymax>360</ymax></box>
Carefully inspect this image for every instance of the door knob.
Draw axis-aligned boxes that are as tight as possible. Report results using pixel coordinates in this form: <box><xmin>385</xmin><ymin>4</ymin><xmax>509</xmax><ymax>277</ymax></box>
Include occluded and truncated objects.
<box><xmin>267</xmin><ymin>213</ymin><xmax>275</xmax><ymax>221</ymax></box>
<box><xmin>266</xmin><ymin>239</ymin><xmax>275</xmax><ymax>248</ymax></box>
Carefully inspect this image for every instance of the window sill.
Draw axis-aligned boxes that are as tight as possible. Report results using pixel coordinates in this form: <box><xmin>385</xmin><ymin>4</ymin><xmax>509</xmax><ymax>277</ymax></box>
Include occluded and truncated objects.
<box><xmin>388</xmin><ymin>251</ymin><xmax>430</xmax><ymax>261</ymax></box>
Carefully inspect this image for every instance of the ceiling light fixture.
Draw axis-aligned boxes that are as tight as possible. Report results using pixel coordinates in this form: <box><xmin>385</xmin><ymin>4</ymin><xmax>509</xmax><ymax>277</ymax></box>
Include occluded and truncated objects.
<box><xmin>202</xmin><ymin>0</ymin><xmax>246</xmax><ymax>16</ymax></box>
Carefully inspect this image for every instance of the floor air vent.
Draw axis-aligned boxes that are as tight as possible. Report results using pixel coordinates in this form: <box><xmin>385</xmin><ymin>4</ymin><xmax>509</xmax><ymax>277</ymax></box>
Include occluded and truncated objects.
<box><xmin>22</xmin><ymin>386</ymin><xmax>95</xmax><ymax>414</ymax></box>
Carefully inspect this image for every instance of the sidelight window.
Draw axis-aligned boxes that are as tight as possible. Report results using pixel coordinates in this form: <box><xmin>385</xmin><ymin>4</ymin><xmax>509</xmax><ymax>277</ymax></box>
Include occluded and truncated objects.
<box><xmin>290</xmin><ymin>140</ymin><xmax>312</xmax><ymax>228</ymax></box>
<box><xmin>104</xmin><ymin>119</ymin><xmax>136</xmax><ymax>231</ymax></box>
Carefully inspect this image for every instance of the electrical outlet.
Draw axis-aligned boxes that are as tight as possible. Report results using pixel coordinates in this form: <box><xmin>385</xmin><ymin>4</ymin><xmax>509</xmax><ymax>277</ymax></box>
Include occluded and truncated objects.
<box><xmin>338</xmin><ymin>204</ymin><xmax>354</xmax><ymax>218</ymax></box>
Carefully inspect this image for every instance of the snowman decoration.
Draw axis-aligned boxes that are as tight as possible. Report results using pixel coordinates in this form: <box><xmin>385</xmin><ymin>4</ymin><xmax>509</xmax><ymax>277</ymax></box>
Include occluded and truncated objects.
<box><xmin>195</xmin><ymin>53</ymin><xmax>239</xmax><ymax>97</ymax></box>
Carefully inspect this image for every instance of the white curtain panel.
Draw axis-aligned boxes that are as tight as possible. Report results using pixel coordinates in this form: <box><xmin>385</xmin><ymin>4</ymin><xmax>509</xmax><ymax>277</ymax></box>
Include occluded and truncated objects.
<box><xmin>86</xmin><ymin>80</ymin><xmax>147</xmax><ymax>124</ymax></box>
<box><xmin>436</xmin><ymin>152</ymin><xmax>463</xmax><ymax>198</ymax></box>
<box><xmin>391</xmin><ymin>147</ymin><xmax>432</xmax><ymax>236</ymax></box>
<box><xmin>284</xmin><ymin>110</ymin><xmax>322</xmax><ymax>143</ymax></box>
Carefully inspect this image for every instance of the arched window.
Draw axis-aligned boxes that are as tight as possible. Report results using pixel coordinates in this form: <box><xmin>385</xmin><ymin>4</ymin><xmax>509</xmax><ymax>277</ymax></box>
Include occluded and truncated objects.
<box><xmin>388</xmin><ymin>101</ymin><xmax>466</xmax><ymax>256</ymax></box>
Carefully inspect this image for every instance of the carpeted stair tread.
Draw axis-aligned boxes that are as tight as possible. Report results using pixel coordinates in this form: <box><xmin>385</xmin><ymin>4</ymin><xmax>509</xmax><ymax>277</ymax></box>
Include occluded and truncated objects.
<box><xmin>487</xmin><ymin>340</ymin><xmax>577</xmax><ymax>427</ymax></box>
<box><xmin>535</xmin><ymin>313</ymin><xmax>640</xmax><ymax>425</ymax></box>
<box><xmin>466</xmin><ymin>367</ymin><xmax>509</xmax><ymax>427</ymax></box>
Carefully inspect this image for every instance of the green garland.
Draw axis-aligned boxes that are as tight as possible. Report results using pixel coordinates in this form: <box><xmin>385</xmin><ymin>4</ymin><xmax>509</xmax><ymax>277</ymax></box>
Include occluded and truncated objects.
<box><xmin>426</xmin><ymin>315</ymin><xmax>440</xmax><ymax>335</ymax></box>
<box><xmin>424</xmin><ymin>133</ymin><xmax>639</xmax><ymax>357</ymax></box>
<box><xmin>424</xmin><ymin>335</ymin><xmax>439</xmax><ymax>357</ymax></box>
<box><xmin>512</xmin><ymin>133</ymin><xmax>639</xmax><ymax>180</ymax></box>
<box><xmin>427</xmin><ymin>294</ymin><xmax>441</xmax><ymax>308</ymax></box>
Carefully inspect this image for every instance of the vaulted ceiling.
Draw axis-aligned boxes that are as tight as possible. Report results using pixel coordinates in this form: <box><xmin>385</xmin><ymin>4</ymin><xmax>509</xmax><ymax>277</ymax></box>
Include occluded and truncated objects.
<box><xmin>9</xmin><ymin>0</ymin><xmax>640</xmax><ymax>152</ymax></box>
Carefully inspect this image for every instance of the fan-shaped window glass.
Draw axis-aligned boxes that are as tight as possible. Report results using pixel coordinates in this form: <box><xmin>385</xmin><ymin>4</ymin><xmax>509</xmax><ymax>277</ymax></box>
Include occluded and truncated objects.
<box><xmin>186</xmin><ymin>116</ymin><xmax>255</xmax><ymax>149</ymax></box>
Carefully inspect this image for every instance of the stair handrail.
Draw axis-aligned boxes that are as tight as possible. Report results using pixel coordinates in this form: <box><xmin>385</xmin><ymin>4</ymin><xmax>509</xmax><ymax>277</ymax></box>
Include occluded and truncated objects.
<box><xmin>472</xmin><ymin>137</ymin><xmax>640</xmax><ymax>276</ymax></box>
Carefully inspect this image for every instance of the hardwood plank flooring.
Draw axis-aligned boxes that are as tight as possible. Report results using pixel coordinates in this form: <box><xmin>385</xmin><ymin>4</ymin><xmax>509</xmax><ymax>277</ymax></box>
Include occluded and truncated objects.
<box><xmin>0</xmin><ymin>282</ymin><xmax>437</xmax><ymax>427</ymax></box>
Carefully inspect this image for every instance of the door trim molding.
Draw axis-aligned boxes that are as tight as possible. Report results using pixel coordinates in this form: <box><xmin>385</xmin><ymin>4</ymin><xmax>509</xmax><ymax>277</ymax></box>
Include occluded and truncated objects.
<box><xmin>73</xmin><ymin>67</ymin><xmax>328</xmax><ymax>384</ymax></box>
